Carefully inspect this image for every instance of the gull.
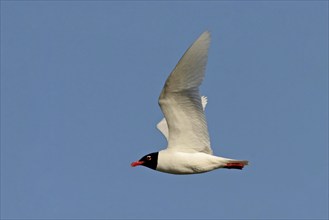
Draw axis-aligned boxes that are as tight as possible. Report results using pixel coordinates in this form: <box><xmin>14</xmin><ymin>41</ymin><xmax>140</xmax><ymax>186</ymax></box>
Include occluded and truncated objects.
<box><xmin>131</xmin><ymin>31</ymin><xmax>248</xmax><ymax>174</ymax></box>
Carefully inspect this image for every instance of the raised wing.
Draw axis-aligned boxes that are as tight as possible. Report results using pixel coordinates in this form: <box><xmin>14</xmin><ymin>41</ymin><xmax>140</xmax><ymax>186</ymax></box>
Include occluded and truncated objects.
<box><xmin>156</xmin><ymin>96</ymin><xmax>208</xmax><ymax>141</ymax></box>
<box><xmin>158</xmin><ymin>32</ymin><xmax>212</xmax><ymax>154</ymax></box>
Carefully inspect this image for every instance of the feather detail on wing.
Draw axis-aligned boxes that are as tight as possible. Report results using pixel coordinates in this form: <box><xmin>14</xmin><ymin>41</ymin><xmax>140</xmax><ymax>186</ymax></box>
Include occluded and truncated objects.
<box><xmin>156</xmin><ymin>96</ymin><xmax>208</xmax><ymax>141</ymax></box>
<box><xmin>158</xmin><ymin>31</ymin><xmax>212</xmax><ymax>154</ymax></box>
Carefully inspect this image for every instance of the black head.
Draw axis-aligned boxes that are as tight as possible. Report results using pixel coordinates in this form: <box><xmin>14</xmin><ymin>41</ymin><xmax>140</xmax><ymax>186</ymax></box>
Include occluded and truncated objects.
<box><xmin>131</xmin><ymin>152</ymin><xmax>158</xmax><ymax>170</ymax></box>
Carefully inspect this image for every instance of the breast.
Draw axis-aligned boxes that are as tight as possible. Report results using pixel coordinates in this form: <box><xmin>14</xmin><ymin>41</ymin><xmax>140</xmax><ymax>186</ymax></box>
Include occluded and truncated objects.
<box><xmin>156</xmin><ymin>150</ymin><xmax>220</xmax><ymax>174</ymax></box>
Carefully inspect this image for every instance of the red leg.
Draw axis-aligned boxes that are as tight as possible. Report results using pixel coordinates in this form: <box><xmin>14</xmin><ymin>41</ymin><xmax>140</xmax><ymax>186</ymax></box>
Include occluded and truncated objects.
<box><xmin>224</xmin><ymin>162</ymin><xmax>245</xmax><ymax>169</ymax></box>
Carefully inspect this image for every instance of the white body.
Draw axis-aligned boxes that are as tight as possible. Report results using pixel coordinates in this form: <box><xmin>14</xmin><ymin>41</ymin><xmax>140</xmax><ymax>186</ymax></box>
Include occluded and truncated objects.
<box><xmin>157</xmin><ymin>150</ymin><xmax>235</xmax><ymax>174</ymax></box>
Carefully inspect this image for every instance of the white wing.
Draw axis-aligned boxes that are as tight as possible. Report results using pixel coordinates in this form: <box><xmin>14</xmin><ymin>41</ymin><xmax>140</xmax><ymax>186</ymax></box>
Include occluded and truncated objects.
<box><xmin>156</xmin><ymin>96</ymin><xmax>208</xmax><ymax>141</ymax></box>
<box><xmin>158</xmin><ymin>31</ymin><xmax>212</xmax><ymax>154</ymax></box>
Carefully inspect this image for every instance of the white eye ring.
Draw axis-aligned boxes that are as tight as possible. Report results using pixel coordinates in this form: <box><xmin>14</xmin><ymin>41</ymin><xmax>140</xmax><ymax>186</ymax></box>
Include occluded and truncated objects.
<box><xmin>146</xmin><ymin>156</ymin><xmax>152</xmax><ymax>161</ymax></box>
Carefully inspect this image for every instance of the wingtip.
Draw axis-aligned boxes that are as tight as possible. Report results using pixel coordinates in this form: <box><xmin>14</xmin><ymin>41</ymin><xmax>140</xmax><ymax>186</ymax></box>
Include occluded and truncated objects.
<box><xmin>199</xmin><ymin>31</ymin><xmax>211</xmax><ymax>41</ymax></box>
<box><xmin>191</xmin><ymin>31</ymin><xmax>211</xmax><ymax>51</ymax></box>
<box><xmin>201</xmin><ymin>95</ymin><xmax>208</xmax><ymax>101</ymax></box>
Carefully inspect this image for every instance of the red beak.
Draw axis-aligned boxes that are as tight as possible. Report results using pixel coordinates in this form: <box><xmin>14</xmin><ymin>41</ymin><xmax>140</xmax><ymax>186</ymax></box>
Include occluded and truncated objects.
<box><xmin>131</xmin><ymin>161</ymin><xmax>144</xmax><ymax>167</ymax></box>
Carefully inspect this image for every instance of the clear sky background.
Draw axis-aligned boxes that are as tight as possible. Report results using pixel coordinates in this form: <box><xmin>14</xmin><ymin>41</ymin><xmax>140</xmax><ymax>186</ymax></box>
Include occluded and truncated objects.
<box><xmin>1</xmin><ymin>1</ymin><xmax>328</xmax><ymax>219</ymax></box>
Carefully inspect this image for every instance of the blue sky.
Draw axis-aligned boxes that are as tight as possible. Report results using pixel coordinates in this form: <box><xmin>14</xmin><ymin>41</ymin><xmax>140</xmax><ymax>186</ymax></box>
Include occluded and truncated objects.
<box><xmin>1</xmin><ymin>1</ymin><xmax>328</xmax><ymax>219</ymax></box>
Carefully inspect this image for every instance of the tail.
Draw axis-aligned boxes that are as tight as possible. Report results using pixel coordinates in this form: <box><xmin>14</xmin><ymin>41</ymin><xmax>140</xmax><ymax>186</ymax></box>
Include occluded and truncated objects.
<box><xmin>223</xmin><ymin>160</ymin><xmax>249</xmax><ymax>170</ymax></box>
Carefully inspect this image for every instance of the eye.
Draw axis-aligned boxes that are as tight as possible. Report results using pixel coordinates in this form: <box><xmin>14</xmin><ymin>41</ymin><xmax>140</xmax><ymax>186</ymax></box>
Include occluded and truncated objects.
<box><xmin>146</xmin><ymin>156</ymin><xmax>152</xmax><ymax>161</ymax></box>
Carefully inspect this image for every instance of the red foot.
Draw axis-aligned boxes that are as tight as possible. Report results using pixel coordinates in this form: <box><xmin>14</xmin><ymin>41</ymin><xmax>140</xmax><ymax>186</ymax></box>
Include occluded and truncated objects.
<box><xmin>224</xmin><ymin>163</ymin><xmax>244</xmax><ymax>169</ymax></box>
